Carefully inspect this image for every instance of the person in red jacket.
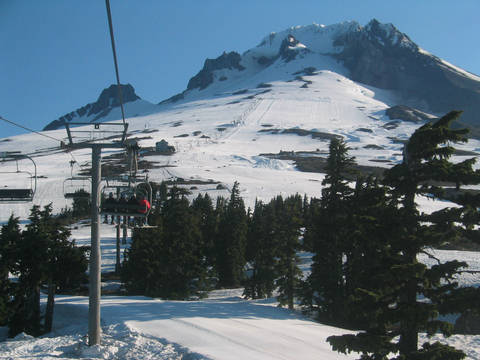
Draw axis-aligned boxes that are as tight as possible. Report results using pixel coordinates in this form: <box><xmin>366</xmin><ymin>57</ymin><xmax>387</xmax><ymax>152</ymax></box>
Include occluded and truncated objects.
<box><xmin>138</xmin><ymin>196</ymin><xmax>151</xmax><ymax>214</ymax></box>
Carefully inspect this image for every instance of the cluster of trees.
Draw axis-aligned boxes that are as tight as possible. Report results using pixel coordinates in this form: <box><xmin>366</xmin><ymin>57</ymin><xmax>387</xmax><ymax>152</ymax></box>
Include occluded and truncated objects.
<box><xmin>0</xmin><ymin>204</ymin><xmax>88</xmax><ymax>337</ymax></box>
<box><xmin>323</xmin><ymin>111</ymin><xmax>480</xmax><ymax>359</ymax></box>
<box><xmin>123</xmin><ymin>111</ymin><xmax>480</xmax><ymax>359</ymax></box>
<box><xmin>122</xmin><ymin>180</ymin><xmax>308</xmax><ymax>306</ymax></box>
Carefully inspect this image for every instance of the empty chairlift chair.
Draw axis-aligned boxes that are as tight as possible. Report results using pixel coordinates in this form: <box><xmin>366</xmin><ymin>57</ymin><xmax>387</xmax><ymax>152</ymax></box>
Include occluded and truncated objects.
<box><xmin>63</xmin><ymin>177</ymin><xmax>91</xmax><ymax>199</ymax></box>
<box><xmin>0</xmin><ymin>152</ymin><xmax>37</xmax><ymax>202</ymax></box>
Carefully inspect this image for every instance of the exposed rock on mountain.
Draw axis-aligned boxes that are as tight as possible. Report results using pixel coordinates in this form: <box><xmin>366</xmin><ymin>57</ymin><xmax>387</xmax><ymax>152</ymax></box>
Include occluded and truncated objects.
<box><xmin>43</xmin><ymin>84</ymin><xmax>140</xmax><ymax>131</ymax></box>
<box><xmin>278</xmin><ymin>35</ymin><xmax>310</xmax><ymax>62</ymax></box>
<box><xmin>187</xmin><ymin>51</ymin><xmax>245</xmax><ymax>91</ymax></box>
<box><xmin>334</xmin><ymin>19</ymin><xmax>480</xmax><ymax>128</ymax></box>
<box><xmin>386</xmin><ymin>105</ymin><xmax>437</xmax><ymax>123</ymax></box>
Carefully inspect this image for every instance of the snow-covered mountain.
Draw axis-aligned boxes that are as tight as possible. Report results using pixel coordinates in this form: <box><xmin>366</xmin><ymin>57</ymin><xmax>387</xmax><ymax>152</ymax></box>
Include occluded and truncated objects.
<box><xmin>45</xmin><ymin>19</ymin><xmax>480</xmax><ymax>133</ymax></box>
<box><xmin>3</xmin><ymin>19</ymin><xmax>480</xmax><ymax>220</ymax></box>
<box><xmin>1</xmin><ymin>19</ymin><xmax>480</xmax><ymax>360</ymax></box>
<box><xmin>164</xmin><ymin>18</ymin><xmax>480</xmax><ymax>131</ymax></box>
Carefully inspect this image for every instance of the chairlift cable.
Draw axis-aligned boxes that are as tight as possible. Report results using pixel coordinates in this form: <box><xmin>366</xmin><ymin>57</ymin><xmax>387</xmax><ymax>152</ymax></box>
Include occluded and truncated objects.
<box><xmin>0</xmin><ymin>115</ymin><xmax>80</xmax><ymax>166</ymax></box>
<box><xmin>105</xmin><ymin>0</ymin><xmax>127</xmax><ymax>127</ymax></box>
<box><xmin>0</xmin><ymin>115</ymin><xmax>62</xmax><ymax>142</ymax></box>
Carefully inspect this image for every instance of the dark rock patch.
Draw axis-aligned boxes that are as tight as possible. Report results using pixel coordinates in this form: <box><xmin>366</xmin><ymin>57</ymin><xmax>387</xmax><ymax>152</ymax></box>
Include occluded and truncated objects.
<box><xmin>364</xmin><ymin>144</ymin><xmax>384</xmax><ymax>150</ymax></box>
<box><xmin>357</xmin><ymin>128</ymin><xmax>373</xmax><ymax>133</ymax></box>
<box><xmin>293</xmin><ymin>67</ymin><xmax>317</xmax><ymax>76</ymax></box>
<box><xmin>388</xmin><ymin>137</ymin><xmax>408</xmax><ymax>144</ymax></box>
<box><xmin>233</xmin><ymin>89</ymin><xmax>248</xmax><ymax>95</ymax></box>
<box><xmin>386</xmin><ymin>105</ymin><xmax>435</xmax><ymax>123</ymax></box>
<box><xmin>383</xmin><ymin>120</ymin><xmax>401</xmax><ymax>130</ymax></box>
<box><xmin>259</xmin><ymin>128</ymin><xmax>341</xmax><ymax>141</ymax></box>
<box><xmin>279</xmin><ymin>34</ymin><xmax>310</xmax><ymax>62</ymax></box>
<box><xmin>257</xmin><ymin>83</ymin><xmax>272</xmax><ymax>89</ymax></box>
<box><xmin>187</xmin><ymin>51</ymin><xmax>245</xmax><ymax>91</ymax></box>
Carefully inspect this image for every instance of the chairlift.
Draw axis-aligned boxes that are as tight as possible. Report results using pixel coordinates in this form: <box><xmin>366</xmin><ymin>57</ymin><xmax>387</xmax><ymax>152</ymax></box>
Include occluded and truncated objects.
<box><xmin>63</xmin><ymin>177</ymin><xmax>91</xmax><ymax>199</ymax></box>
<box><xmin>0</xmin><ymin>152</ymin><xmax>37</xmax><ymax>202</ymax></box>
<box><xmin>100</xmin><ymin>181</ymin><xmax>153</xmax><ymax>218</ymax></box>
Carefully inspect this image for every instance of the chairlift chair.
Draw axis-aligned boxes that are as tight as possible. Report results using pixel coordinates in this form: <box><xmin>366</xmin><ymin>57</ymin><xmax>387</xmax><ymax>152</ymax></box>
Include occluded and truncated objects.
<box><xmin>63</xmin><ymin>176</ymin><xmax>91</xmax><ymax>199</ymax></box>
<box><xmin>0</xmin><ymin>152</ymin><xmax>37</xmax><ymax>202</ymax></box>
<box><xmin>100</xmin><ymin>181</ymin><xmax>153</xmax><ymax>227</ymax></box>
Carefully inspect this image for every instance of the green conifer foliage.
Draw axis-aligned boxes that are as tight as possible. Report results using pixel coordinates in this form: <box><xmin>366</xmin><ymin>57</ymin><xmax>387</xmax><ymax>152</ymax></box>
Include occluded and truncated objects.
<box><xmin>7</xmin><ymin>204</ymin><xmax>86</xmax><ymax>337</ymax></box>
<box><xmin>329</xmin><ymin>111</ymin><xmax>479</xmax><ymax>359</ymax></box>
<box><xmin>192</xmin><ymin>193</ymin><xmax>218</xmax><ymax>270</ymax></box>
<box><xmin>274</xmin><ymin>194</ymin><xmax>304</xmax><ymax>309</ymax></box>
<box><xmin>304</xmin><ymin>138</ymin><xmax>356</xmax><ymax>325</ymax></box>
<box><xmin>123</xmin><ymin>186</ymin><xmax>209</xmax><ymax>299</ymax></box>
<box><xmin>216</xmin><ymin>182</ymin><xmax>248</xmax><ymax>287</ymax></box>
<box><xmin>244</xmin><ymin>199</ymin><xmax>278</xmax><ymax>299</ymax></box>
<box><xmin>0</xmin><ymin>215</ymin><xmax>21</xmax><ymax>326</ymax></box>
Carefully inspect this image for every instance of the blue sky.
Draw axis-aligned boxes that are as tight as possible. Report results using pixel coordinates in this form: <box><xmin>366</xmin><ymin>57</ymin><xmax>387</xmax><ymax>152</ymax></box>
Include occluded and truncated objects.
<box><xmin>1</xmin><ymin>0</ymin><xmax>479</xmax><ymax>138</ymax></box>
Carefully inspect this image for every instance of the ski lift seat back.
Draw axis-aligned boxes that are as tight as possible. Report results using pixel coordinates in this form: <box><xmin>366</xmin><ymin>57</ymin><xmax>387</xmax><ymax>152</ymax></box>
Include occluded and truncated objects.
<box><xmin>63</xmin><ymin>176</ymin><xmax>91</xmax><ymax>199</ymax></box>
<box><xmin>0</xmin><ymin>153</ymin><xmax>37</xmax><ymax>203</ymax></box>
<box><xmin>0</xmin><ymin>188</ymin><xmax>33</xmax><ymax>201</ymax></box>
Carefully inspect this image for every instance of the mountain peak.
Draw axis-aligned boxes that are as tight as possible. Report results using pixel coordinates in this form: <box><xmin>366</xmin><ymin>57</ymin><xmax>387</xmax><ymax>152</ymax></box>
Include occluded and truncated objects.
<box><xmin>187</xmin><ymin>51</ymin><xmax>245</xmax><ymax>91</ymax></box>
<box><xmin>43</xmin><ymin>83</ymin><xmax>141</xmax><ymax>131</ymax></box>
<box><xmin>364</xmin><ymin>18</ymin><xmax>416</xmax><ymax>50</ymax></box>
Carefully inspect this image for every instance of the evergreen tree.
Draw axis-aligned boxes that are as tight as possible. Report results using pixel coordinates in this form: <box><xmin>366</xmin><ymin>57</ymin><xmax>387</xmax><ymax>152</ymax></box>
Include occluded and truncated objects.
<box><xmin>243</xmin><ymin>199</ymin><xmax>278</xmax><ymax>299</ymax></box>
<box><xmin>303</xmin><ymin>137</ymin><xmax>356</xmax><ymax>325</ymax></box>
<box><xmin>123</xmin><ymin>186</ymin><xmax>209</xmax><ymax>299</ymax></box>
<box><xmin>328</xmin><ymin>111</ymin><xmax>480</xmax><ymax>359</ymax></box>
<box><xmin>7</xmin><ymin>204</ymin><xmax>86</xmax><ymax>336</ymax></box>
<box><xmin>0</xmin><ymin>215</ymin><xmax>21</xmax><ymax>326</ymax></box>
<box><xmin>275</xmin><ymin>194</ymin><xmax>304</xmax><ymax>309</ymax></box>
<box><xmin>122</xmin><ymin>226</ymin><xmax>164</xmax><ymax>296</ymax></box>
<box><xmin>216</xmin><ymin>182</ymin><xmax>248</xmax><ymax>287</ymax></box>
<box><xmin>192</xmin><ymin>193</ymin><xmax>218</xmax><ymax>269</ymax></box>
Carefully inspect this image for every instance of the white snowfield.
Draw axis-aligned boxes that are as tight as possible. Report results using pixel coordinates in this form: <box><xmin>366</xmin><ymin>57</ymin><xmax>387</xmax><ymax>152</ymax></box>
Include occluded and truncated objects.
<box><xmin>1</xmin><ymin>22</ymin><xmax>480</xmax><ymax>358</ymax></box>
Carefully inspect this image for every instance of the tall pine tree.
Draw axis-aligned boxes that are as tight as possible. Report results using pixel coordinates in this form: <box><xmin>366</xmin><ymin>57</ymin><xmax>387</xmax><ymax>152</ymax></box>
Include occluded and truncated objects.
<box><xmin>0</xmin><ymin>215</ymin><xmax>21</xmax><ymax>326</ymax></box>
<box><xmin>275</xmin><ymin>194</ymin><xmax>304</xmax><ymax>310</ymax></box>
<box><xmin>244</xmin><ymin>199</ymin><xmax>278</xmax><ymax>299</ymax></box>
<box><xmin>328</xmin><ymin>111</ymin><xmax>480</xmax><ymax>359</ymax></box>
<box><xmin>304</xmin><ymin>137</ymin><xmax>356</xmax><ymax>325</ymax></box>
<box><xmin>216</xmin><ymin>182</ymin><xmax>248</xmax><ymax>287</ymax></box>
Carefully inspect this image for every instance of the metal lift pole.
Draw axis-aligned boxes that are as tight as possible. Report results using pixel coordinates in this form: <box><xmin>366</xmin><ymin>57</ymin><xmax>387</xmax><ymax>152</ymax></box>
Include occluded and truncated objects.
<box><xmin>89</xmin><ymin>144</ymin><xmax>102</xmax><ymax>346</ymax></box>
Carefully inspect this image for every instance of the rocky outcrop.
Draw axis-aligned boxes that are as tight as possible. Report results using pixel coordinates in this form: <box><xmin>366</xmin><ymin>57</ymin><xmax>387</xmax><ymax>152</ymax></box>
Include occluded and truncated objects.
<box><xmin>386</xmin><ymin>105</ymin><xmax>436</xmax><ymax>123</ymax></box>
<box><xmin>334</xmin><ymin>19</ymin><xmax>480</xmax><ymax>129</ymax></box>
<box><xmin>43</xmin><ymin>84</ymin><xmax>140</xmax><ymax>131</ymax></box>
<box><xmin>187</xmin><ymin>51</ymin><xmax>245</xmax><ymax>91</ymax></box>
<box><xmin>279</xmin><ymin>35</ymin><xmax>310</xmax><ymax>62</ymax></box>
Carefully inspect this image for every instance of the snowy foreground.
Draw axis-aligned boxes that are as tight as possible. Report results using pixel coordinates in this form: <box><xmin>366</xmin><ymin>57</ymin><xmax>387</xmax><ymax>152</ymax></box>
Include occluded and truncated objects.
<box><xmin>1</xmin><ymin>224</ymin><xmax>480</xmax><ymax>360</ymax></box>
